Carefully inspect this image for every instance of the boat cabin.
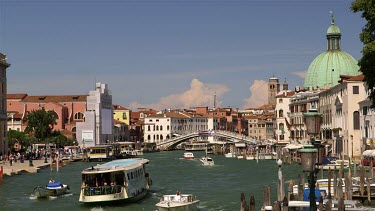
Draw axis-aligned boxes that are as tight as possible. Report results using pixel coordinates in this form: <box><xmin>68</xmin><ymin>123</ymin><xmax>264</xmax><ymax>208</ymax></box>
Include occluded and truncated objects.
<box><xmin>88</xmin><ymin>145</ymin><xmax>115</xmax><ymax>161</ymax></box>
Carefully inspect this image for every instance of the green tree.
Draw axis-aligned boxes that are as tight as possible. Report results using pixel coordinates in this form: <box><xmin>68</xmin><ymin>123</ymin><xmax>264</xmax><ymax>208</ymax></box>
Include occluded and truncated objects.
<box><xmin>351</xmin><ymin>0</ymin><xmax>375</xmax><ymax>107</ymax></box>
<box><xmin>7</xmin><ymin>130</ymin><xmax>26</xmax><ymax>151</ymax></box>
<box><xmin>24</xmin><ymin>108</ymin><xmax>57</xmax><ymax>142</ymax></box>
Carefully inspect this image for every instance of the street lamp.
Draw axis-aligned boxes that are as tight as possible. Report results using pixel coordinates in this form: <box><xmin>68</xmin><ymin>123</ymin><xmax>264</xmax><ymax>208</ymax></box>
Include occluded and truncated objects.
<box><xmin>277</xmin><ymin>159</ymin><xmax>283</xmax><ymax>201</ymax></box>
<box><xmin>301</xmin><ymin>108</ymin><xmax>323</xmax><ymax>211</ymax></box>
<box><xmin>299</xmin><ymin>144</ymin><xmax>318</xmax><ymax>211</ymax></box>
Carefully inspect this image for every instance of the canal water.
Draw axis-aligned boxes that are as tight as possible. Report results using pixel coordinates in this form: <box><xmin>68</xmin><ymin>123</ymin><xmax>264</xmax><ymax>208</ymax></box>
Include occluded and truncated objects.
<box><xmin>0</xmin><ymin>151</ymin><xmax>303</xmax><ymax>211</ymax></box>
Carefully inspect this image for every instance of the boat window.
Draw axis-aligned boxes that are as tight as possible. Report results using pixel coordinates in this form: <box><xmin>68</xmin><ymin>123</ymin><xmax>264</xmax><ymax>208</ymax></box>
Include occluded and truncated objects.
<box><xmin>131</xmin><ymin>172</ymin><xmax>133</xmax><ymax>180</ymax></box>
<box><xmin>127</xmin><ymin>173</ymin><xmax>130</xmax><ymax>180</ymax></box>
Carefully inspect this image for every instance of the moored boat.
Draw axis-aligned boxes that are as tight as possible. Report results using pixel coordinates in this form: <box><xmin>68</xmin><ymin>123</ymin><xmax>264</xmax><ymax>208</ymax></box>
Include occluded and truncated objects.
<box><xmin>184</xmin><ymin>152</ymin><xmax>194</xmax><ymax>160</ymax></box>
<box><xmin>155</xmin><ymin>193</ymin><xmax>200</xmax><ymax>211</ymax></box>
<box><xmin>79</xmin><ymin>158</ymin><xmax>152</xmax><ymax>204</ymax></box>
<box><xmin>33</xmin><ymin>182</ymin><xmax>69</xmax><ymax>198</ymax></box>
<box><xmin>224</xmin><ymin>152</ymin><xmax>236</xmax><ymax>158</ymax></box>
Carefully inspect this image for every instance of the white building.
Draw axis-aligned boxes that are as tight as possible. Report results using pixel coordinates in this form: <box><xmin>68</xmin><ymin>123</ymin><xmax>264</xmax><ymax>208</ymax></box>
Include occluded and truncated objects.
<box><xmin>76</xmin><ymin>83</ymin><xmax>113</xmax><ymax>147</ymax></box>
<box><xmin>359</xmin><ymin>99</ymin><xmax>374</xmax><ymax>152</ymax></box>
<box><xmin>275</xmin><ymin>90</ymin><xmax>295</xmax><ymax>143</ymax></box>
<box><xmin>144</xmin><ymin>111</ymin><xmax>217</xmax><ymax>144</ymax></box>
<box><xmin>319</xmin><ymin>75</ymin><xmax>366</xmax><ymax>159</ymax></box>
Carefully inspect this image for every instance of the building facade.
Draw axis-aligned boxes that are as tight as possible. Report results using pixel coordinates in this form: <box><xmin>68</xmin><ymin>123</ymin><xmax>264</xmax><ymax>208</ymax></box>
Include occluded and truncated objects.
<box><xmin>76</xmin><ymin>83</ymin><xmax>113</xmax><ymax>147</ymax></box>
<box><xmin>0</xmin><ymin>53</ymin><xmax>10</xmax><ymax>154</ymax></box>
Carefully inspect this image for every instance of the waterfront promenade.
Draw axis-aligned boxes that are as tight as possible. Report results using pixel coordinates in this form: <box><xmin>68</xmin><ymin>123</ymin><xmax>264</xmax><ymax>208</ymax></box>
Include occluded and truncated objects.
<box><xmin>1</xmin><ymin>159</ymin><xmax>50</xmax><ymax>176</ymax></box>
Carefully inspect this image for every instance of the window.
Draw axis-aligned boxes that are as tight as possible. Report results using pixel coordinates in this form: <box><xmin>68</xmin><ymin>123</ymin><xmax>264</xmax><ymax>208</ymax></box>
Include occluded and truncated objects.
<box><xmin>148</xmin><ymin>125</ymin><xmax>150</xmax><ymax>131</ymax></box>
<box><xmin>279</xmin><ymin>99</ymin><xmax>283</xmax><ymax>103</ymax></box>
<box><xmin>167</xmin><ymin>125</ymin><xmax>170</xmax><ymax>130</ymax></box>
<box><xmin>160</xmin><ymin>125</ymin><xmax>163</xmax><ymax>131</ymax></box>
<box><xmin>74</xmin><ymin>112</ymin><xmax>84</xmax><ymax>120</ymax></box>
<box><xmin>363</xmin><ymin>106</ymin><xmax>368</xmax><ymax>115</ymax></box>
<box><xmin>279</xmin><ymin>109</ymin><xmax>283</xmax><ymax>118</ymax></box>
<box><xmin>123</xmin><ymin>113</ymin><xmax>127</xmax><ymax>119</ymax></box>
<box><xmin>353</xmin><ymin>86</ymin><xmax>359</xmax><ymax>94</ymax></box>
<box><xmin>353</xmin><ymin>111</ymin><xmax>360</xmax><ymax>130</ymax></box>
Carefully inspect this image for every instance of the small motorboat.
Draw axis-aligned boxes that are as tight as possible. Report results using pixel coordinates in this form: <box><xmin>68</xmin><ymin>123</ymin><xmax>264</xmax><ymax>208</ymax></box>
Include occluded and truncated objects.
<box><xmin>52</xmin><ymin>160</ymin><xmax>63</xmax><ymax>168</ymax></box>
<box><xmin>184</xmin><ymin>152</ymin><xmax>194</xmax><ymax>160</ymax></box>
<box><xmin>156</xmin><ymin>193</ymin><xmax>199</xmax><ymax>211</ymax></box>
<box><xmin>33</xmin><ymin>182</ymin><xmax>69</xmax><ymax>198</ymax></box>
<box><xmin>199</xmin><ymin>156</ymin><xmax>214</xmax><ymax>166</ymax></box>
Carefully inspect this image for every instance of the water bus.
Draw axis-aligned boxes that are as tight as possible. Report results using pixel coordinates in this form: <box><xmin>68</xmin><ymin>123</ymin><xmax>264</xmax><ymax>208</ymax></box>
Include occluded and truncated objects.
<box><xmin>88</xmin><ymin>145</ymin><xmax>117</xmax><ymax>161</ymax></box>
<box><xmin>79</xmin><ymin>158</ymin><xmax>152</xmax><ymax>204</ymax></box>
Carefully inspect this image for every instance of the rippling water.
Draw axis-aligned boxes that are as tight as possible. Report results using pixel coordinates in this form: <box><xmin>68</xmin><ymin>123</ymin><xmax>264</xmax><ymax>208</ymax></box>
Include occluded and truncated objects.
<box><xmin>0</xmin><ymin>151</ymin><xmax>303</xmax><ymax>211</ymax></box>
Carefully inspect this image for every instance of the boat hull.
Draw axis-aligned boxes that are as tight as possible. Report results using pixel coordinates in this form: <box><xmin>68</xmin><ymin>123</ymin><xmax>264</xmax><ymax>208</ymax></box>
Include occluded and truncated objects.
<box><xmin>33</xmin><ymin>185</ymin><xmax>69</xmax><ymax>198</ymax></box>
<box><xmin>79</xmin><ymin>188</ymin><xmax>148</xmax><ymax>204</ymax></box>
<box><xmin>156</xmin><ymin>200</ymin><xmax>199</xmax><ymax>211</ymax></box>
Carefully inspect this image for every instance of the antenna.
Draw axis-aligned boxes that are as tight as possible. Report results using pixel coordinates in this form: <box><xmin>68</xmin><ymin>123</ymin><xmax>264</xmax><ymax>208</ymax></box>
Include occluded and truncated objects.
<box><xmin>213</xmin><ymin>92</ymin><xmax>216</xmax><ymax>109</ymax></box>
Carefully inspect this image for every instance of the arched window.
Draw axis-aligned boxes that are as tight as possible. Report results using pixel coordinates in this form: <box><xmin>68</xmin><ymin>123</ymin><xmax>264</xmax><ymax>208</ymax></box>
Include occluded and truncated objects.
<box><xmin>148</xmin><ymin>125</ymin><xmax>150</xmax><ymax>131</ymax></box>
<box><xmin>353</xmin><ymin>111</ymin><xmax>360</xmax><ymax>130</ymax></box>
<box><xmin>160</xmin><ymin>125</ymin><xmax>163</xmax><ymax>131</ymax></box>
<box><xmin>279</xmin><ymin>123</ymin><xmax>284</xmax><ymax>132</ymax></box>
<box><xmin>166</xmin><ymin>134</ymin><xmax>170</xmax><ymax>139</ymax></box>
<box><xmin>71</xmin><ymin>127</ymin><xmax>76</xmax><ymax>133</ymax></box>
<box><xmin>279</xmin><ymin>109</ymin><xmax>283</xmax><ymax>118</ymax></box>
<box><xmin>147</xmin><ymin>135</ymin><xmax>151</xmax><ymax>140</ymax></box>
<box><xmin>160</xmin><ymin>135</ymin><xmax>163</xmax><ymax>140</ymax></box>
<box><xmin>157</xmin><ymin>135</ymin><xmax>159</xmax><ymax>140</ymax></box>
<box><xmin>156</xmin><ymin>125</ymin><xmax>159</xmax><ymax>131</ymax></box>
<box><xmin>74</xmin><ymin>112</ymin><xmax>84</xmax><ymax>120</ymax></box>
<box><xmin>49</xmin><ymin>111</ymin><xmax>59</xmax><ymax>119</ymax></box>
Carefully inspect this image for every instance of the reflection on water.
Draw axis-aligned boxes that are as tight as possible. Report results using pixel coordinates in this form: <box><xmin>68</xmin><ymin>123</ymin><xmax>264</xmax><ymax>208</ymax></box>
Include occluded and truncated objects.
<box><xmin>0</xmin><ymin>150</ymin><xmax>302</xmax><ymax>210</ymax></box>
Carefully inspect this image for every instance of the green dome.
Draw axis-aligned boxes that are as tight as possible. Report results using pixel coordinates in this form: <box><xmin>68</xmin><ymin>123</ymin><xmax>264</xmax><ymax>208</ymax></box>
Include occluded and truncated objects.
<box><xmin>304</xmin><ymin>15</ymin><xmax>359</xmax><ymax>88</ymax></box>
<box><xmin>327</xmin><ymin>25</ymin><xmax>341</xmax><ymax>35</ymax></box>
<box><xmin>304</xmin><ymin>50</ymin><xmax>359</xmax><ymax>88</ymax></box>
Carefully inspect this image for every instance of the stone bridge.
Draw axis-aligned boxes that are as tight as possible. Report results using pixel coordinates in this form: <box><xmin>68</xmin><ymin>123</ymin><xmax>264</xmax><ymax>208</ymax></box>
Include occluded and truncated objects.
<box><xmin>156</xmin><ymin>130</ymin><xmax>258</xmax><ymax>150</ymax></box>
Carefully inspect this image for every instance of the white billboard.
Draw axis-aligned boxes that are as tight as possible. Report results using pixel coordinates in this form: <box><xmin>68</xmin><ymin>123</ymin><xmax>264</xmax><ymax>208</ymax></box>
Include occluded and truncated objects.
<box><xmin>82</xmin><ymin>130</ymin><xmax>94</xmax><ymax>142</ymax></box>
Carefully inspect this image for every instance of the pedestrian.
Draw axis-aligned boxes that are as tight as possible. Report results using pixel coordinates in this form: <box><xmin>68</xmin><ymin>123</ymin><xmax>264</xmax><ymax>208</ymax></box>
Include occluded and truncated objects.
<box><xmin>9</xmin><ymin>154</ymin><xmax>13</xmax><ymax>166</ymax></box>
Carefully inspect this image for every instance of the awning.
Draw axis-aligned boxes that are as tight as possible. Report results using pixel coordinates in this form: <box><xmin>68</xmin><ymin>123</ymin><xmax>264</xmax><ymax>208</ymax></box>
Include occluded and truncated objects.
<box><xmin>235</xmin><ymin>143</ymin><xmax>246</xmax><ymax>147</ymax></box>
<box><xmin>363</xmin><ymin>150</ymin><xmax>375</xmax><ymax>157</ymax></box>
<box><xmin>285</xmin><ymin>144</ymin><xmax>304</xmax><ymax>150</ymax></box>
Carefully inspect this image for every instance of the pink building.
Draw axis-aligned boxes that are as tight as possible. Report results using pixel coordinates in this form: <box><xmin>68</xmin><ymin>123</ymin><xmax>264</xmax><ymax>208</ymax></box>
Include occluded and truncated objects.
<box><xmin>7</xmin><ymin>94</ymin><xmax>88</xmax><ymax>139</ymax></box>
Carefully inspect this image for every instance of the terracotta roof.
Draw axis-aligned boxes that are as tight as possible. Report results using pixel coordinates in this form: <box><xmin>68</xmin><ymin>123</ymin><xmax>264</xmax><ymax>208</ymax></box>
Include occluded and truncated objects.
<box><xmin>131</xmin><ymin>111</ymin><xmax>140</xmax><ymax>119</ymax></box>
<box><xmin>347</xmin><ymin>74</ymin><xmax>365</xmax><ymax>81</ymax></box>
<box><xmin>22</xmin><ymin>95</ymin><xmax>88</xmax><ymax>103</ymax></box>
<box><xmin>148</xmin><ymin>111</ymin><xmax>189</xmax><ymax>119</ymax></box>
<box><xmin>276</xmin><ymin>91</ymin><xmax>295</xmax><ymax>97</ymax></box>
<box><xmin>7</xmin><ymin>93</ymin><xmax>28</xmax><ymax>100</ymax></box>
<box><xmin>47</xmin><ymin>102</ymin><xmax>65</xmax><ymax>108</ymax></box>
<box><xmin>113</xmin><ymin>104</ymin><xmax>130</xmax><ymax>110</ymax></box>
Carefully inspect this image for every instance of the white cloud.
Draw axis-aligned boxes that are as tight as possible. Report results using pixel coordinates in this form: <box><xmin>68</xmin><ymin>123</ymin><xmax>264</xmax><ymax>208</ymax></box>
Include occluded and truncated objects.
<box><xmin>292</xmin><ymin>71</ymin><xmax>306</xmax><ymax>79</ymax></box>
<box><xmin>242</xmin><ymin>80</ymin><xmax>268</xmax><ymax>109</ymax></box>
<box><xmin>128</xmin><ymin>78</ymin><xmax>229</xmax><ymax>110</ymax></box>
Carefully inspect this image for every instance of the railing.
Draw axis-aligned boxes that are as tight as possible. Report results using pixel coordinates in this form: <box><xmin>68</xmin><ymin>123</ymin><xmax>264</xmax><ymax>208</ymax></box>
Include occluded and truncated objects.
<box><xmin>82</xmin><ymin>185</ymin><xmax>122</xmax><ymax>196</ymax></box>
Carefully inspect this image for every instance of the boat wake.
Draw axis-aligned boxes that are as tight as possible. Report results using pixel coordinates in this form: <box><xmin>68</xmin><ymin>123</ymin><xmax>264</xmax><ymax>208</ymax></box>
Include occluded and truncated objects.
<box><xmin>29</xmin><ymin>195</ymin><xmax>38</xmax><ymax>200</ymax></box>
<box><xmin>90</xmin><ymin>206</ymin><xmax>105</xmax><ymax>211</ymax></box>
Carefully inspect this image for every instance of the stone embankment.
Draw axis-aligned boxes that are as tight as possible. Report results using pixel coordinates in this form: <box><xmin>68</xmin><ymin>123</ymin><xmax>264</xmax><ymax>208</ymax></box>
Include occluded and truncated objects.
<box><xmin>1</xmin><ymin>159</ymin><xmax>51</xmax><ymax>176</ymax></box>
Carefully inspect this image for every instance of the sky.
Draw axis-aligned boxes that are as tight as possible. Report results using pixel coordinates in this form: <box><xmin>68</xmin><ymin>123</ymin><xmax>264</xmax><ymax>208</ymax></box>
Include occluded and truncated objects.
<box><xmin>0</xmin><ymin>0</ymin><xmax>366</xmax><ymax>110</ymax></box>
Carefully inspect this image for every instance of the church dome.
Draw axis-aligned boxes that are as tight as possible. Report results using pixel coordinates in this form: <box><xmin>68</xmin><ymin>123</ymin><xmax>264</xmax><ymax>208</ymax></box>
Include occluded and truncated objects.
<box><xmin>304</xmin><ymin>14</ymin><xmax>360</xmax><ymax>88</ymax></box>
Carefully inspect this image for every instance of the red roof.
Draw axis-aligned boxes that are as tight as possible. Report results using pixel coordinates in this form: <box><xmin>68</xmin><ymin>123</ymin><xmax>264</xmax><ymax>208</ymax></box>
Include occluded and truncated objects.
<box><xmin>22</xmin><ymin>95</ymin><xmax>88</xmax><ymax>103</ymax></box>
<box><xmin>113</xmin><ymin>104</ymin><xmax>130</xmax><ymax>110</ymax></box>
<box><xmin>7</xmin><ymin>93</ymin><xmax>28</xmax><ymax>100</ymax></box>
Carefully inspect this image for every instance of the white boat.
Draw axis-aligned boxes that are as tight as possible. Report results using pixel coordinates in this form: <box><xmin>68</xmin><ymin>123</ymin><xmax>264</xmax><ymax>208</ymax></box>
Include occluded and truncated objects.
<box><xmin>79</xmin><ymin>158</ymin><xmax>151</xmax><ymax>204</ymax></box>
<box><xmin>33</xmin><ymin>182</ymin><xmax>69</xmax><ymax>198</ymax></box>
<box><xmin>184</xmin><ymin>152</ymin><xmax>194</xmax><ymax>160</ymax></box>
<box><xmin>155</xmin><ymin>193</ymin><xmax>200</xmax><ymax>211</ymax></box>
<box><xmin>324</xmin><ymin>199</ymin><xmax>375</xmax><ymax>211</ymax></box>
<box><xmin>199</xmin><ymin>156</ymin><xmax>214</xmax><ymax>166</ymax></box>
<box><xmin>225</xmin><ymin>152</ymin><xmax>236</xmax><ymax>158</ymax></box>
<box><xmin>322</xmin><ymin>159</ymin><xmax>351</xmax><ymax>170</ymax></box>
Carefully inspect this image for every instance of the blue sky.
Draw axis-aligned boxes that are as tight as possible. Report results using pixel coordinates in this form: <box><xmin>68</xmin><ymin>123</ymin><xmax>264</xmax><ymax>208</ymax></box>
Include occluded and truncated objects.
<box><xmin>1</xmin><ymin>0</ymin><xmax>365</xmax><ymax>110</ymax></box>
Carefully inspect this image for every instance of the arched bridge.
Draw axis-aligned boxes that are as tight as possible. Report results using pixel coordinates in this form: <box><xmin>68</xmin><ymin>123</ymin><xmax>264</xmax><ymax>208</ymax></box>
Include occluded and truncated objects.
<box><xmin>156</xmin><ymin>130</ymin><xmax>258</xmax><ymax>150</ymax></box>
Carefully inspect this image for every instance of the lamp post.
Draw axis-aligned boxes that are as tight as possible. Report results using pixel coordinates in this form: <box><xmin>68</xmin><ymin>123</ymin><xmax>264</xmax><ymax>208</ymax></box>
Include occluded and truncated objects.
<box><xmin>299</xmin><ymin>144</ymin><xmax>318</xmax><ymax>211</ymax></box>
<box><xmin>301</xmin><ymin>108</ymin><xmax>323</xmax><ymax>211</ymax></box>
<box><xmin>277</xmin><ymin>159</ymin><xmax>283</xmax><ymax>201</ymax></box>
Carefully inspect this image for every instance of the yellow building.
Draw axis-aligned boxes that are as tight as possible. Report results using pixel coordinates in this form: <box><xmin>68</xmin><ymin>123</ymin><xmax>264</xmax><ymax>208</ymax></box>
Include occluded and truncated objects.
<box><xmin>113</xmin><ymin>104</ymin><xmax>131</xmax><ymax>126</ymax></box>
